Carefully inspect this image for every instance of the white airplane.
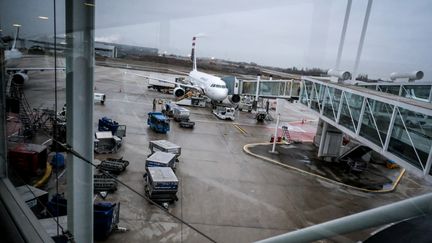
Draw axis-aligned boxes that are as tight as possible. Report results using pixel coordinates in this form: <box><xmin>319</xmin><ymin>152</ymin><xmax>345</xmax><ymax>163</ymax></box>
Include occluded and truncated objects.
<box><xmin>4</xmin><ymin>26</ymin><xmax>65</xmax><ymax>84</ymax></box>
<box><xmin>5</xmin><ymin>26</ymin><xmax>23</xmax><ymax>61</ymax></box>
<box><xmin>132</xmin><ymin>36</ymin><xmax>240</xmax><ymax>103</ymax></box>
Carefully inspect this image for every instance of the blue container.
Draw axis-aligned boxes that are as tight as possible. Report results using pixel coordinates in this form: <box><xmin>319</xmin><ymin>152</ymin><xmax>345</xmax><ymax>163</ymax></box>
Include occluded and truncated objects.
<box><xmin>94</xmin><ymin>202</ymin><xmax>117</xmax><ymax>240</ymax></box>
<box><xmin>51</xmin><ymin>153</ymin><xmax>65</xmax><ymax>168</ymax></box>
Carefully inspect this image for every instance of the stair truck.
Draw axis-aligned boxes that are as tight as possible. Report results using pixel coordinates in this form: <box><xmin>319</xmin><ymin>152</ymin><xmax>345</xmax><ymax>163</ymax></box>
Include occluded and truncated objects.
<box><xmin>147</xmin><ymin>112</ymin><xmax>170</xmax><ymax>133</ymax></box>
<box><xmin>143</xmin><ymin>167</ymin><xmax>178</xmax><ymax>204</ymax></box>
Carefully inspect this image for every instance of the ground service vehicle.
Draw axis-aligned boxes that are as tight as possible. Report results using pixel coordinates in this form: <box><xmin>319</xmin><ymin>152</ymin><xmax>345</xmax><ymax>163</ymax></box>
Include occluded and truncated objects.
<box><xmin>213</xmin><ymin>106</ymin><xmax>235</xmax><ymax>120</ymax></box>
<box><xmin>98</xmin><ymin>117</ymin><xmax>126</xmax><ymax>138</ymax></box>
<box><xmin>94</xmin><ymin>93</ymin><xmax>106</xmax><ymax>105</ymax></box>
<box><xmin>149</xmin><ymin>140</ymin><xmax>181</xmax><ymax>159</ymax></box>
<box><xmin>146</xmin><ymin>151</ymin><xmax>176</xmax><ymax>171</ymax></box>
<box><xmin>143</xmin><ymin>167</ymin><xmax>178</xmax><ymax>204</ymax></box>
<box><xmin>94</xmin><ymin>132</ymin><xmax>122</xmax><ymax>154</ymax></box>
<box><xmin>147</xmin><ymin>112</ymin><xmax>170</xmax><ymax>133</ymax></box>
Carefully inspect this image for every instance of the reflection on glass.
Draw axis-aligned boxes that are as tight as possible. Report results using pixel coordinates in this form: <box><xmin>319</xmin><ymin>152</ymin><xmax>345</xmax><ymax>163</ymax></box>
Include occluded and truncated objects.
<box><xmin>401</xmin><ymin>85</ymin><xmax>431</xmax><ymax>102</ymax></box>
<box><xmin>310</xmin><ymin>83</ymin><xmax>324</xmax><ymax>113</ymax></box>
<box><xmin>388</xmin><ymin>107</ymin><xmax>432</xmax><ymax>169</ymax></box>
<box><xmin>359</xmin><ymin>99</ymin><xmax>393</xmax><ymax>147</ymax></box>
<box><xmin>322</xmin><ymin>87</ymin><xmax>340</xmax><ymax>121</ymax></box>
<box><xmin>338</xmin><ymin>92</ymin><xmax>363</xmax><ymax>132</ymax></box>
<box><xmin>379</xmin><ymin>85</ymin><xmax>400</xmax><ymax>95</ymax></box>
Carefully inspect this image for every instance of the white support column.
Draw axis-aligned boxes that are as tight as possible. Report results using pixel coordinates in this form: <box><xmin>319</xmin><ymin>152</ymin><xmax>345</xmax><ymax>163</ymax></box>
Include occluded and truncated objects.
<box><xmin>335</xmin><ymin>0</ymin><xmax>352</xmax><ymax>69</ymax></box>
<box><xmin>317</xmin><ymin>120</ymin><xmax>328</xmax><ymax>157</ymax></box>
<box><xmin>271</xmin><ymin>113</ymin><xmax>280</xmax><ymax>153</ymax></box>
<box><xmin>336</xmin><ymin>91</ymin><xmax>344</xmax><ymax>123</ymax></box>
<box><xmin>66</xmin><ymin>1</ymin><xmax>94</xmax><ymax>242</ymax></box>
<box><xmin>382</xmin><ymin>105</ymin><xmax>396</xmax><ymax>152</ymax></box>
<box><xmin>255</xmin><ymin>74</ymin><xmax>261</xmax><ymax>102</ymax></box>
<box><xmin>352</xmin><ymin>0</ymin><xmax>373</xmax><ymax>80</ymax></box>
<box><xmin>356</xmin><ymin>98</ymin><xmax>367</xmax><ymax>136</ymax></box>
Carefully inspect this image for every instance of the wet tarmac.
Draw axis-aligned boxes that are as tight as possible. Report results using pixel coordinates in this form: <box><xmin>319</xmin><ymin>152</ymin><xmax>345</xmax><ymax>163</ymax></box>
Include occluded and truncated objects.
<box><xmin>9</xmin><ymin>56</ymin><xmax>432</xmax><ymax>243</ymax></box>
<box><xmin>244</xmin><ymin>142</ymin><xmax>404</xmax><ymax>192</ymax></box>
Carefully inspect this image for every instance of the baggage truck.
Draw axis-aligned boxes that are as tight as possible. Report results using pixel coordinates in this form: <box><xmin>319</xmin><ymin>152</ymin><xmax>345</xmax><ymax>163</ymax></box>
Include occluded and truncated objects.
<box><xmin>147</xmin><ymin>112</ymin><xmax>170</xmax><ymax>133</ymax></box>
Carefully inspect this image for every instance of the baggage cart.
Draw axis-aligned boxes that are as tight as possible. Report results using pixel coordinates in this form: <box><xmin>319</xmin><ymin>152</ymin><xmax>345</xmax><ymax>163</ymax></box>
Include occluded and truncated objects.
<box><xmin>146</xmin><ymin>151</ymin><xmax>176</xmax><ymax>171</ymax></box>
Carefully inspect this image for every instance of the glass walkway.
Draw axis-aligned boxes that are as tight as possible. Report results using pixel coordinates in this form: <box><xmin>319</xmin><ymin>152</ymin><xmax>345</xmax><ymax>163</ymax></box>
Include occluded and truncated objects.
<box><xmin>240</xmin><ymin>79</ymin><xmax>301</xmax><ymax>99</ymax></box>
<box><xmin>300</xmin><ymin>77</ymin><xmax>432</xmax><ymax>178</ymax></box>
<box><xmin>357</xmin><ymin>82</ymin><xmax>432</xmax><ymax>104</ymax></box>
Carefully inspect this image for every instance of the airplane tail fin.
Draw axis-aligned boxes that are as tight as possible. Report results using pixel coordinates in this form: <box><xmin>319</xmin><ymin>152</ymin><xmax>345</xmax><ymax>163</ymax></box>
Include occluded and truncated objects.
<box><xmin>191</xmin><ymin>36</ymin><xmax>197</xmax><ymax>70</ymax></box>
<box><xmin>12</xmin><ymin>26</ymin><xmax>20</xmax><ymax>50</ymax></box>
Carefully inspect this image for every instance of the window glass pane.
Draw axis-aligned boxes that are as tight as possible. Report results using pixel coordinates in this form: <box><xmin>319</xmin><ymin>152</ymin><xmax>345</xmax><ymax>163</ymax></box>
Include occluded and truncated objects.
<box><xmin>359</xmin><ymin>99</ymin><xmax>394</xmax><ymax>147</ymax></box>
<box><xmin>338</xmin><ymin>92</ymin><xmax>363</xmax><ymax>132</ymax></box>
<box><xmin>401</xmin><ymin>85</ymin><xmax>431</xmax><ymax>102</ymax></box>
<box><xmin>388</xmin><ymin>107</ymin><xmax>432</xmax><ymax>169</ymax></box>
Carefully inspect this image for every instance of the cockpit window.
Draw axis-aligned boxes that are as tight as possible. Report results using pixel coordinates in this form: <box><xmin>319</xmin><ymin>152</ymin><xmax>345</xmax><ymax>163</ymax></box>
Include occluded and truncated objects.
<box><xmin>211</xmin><ymin>84</ymin><xmax>226</xmax><ymax>89</ymax></box>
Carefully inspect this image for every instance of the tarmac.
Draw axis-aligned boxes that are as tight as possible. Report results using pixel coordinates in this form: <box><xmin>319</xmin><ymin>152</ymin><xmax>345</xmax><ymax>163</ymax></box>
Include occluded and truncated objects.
<box><xmin>8</xmin><ymin>56</ymin><xmax>432</xmax><ymax>243</ymax></box>
<box><xmin>244</xmin><ymin>142</ymin><xmax>404</xmax><ymax>192</ymax></box>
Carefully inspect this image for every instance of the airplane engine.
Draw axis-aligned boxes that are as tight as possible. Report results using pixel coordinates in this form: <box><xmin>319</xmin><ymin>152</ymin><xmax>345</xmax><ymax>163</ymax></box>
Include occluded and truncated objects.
<box><xmin>390</xmin><ymin>71</ymin><xmax>424</xmax><ymax>81</ymax></box>
<box><xmin>173</xmin><ymin>87</ymin><xmax>185</xmax><ymax>97</ymax></box>
<box><xmin>11</xmin><ymin>72</ymin><xmax>29</xmax><ymax>85</ymax></box>
<box><xmin>229</xmin><ymin>94</ymin><xmax>240</xmax><ymax>103</ymax></box>
<box><xmin>327</xmin><ymin>69</ymin><xmax>351</xmax><ymax>81</ymax></box>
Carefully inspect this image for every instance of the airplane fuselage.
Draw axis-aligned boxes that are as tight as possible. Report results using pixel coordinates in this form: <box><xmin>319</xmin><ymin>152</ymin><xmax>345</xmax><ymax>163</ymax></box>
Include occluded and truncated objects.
<box><xmin>189</xmin><ymin>70</ymin><xmax>228</xmax><ymax>102</ymax></box>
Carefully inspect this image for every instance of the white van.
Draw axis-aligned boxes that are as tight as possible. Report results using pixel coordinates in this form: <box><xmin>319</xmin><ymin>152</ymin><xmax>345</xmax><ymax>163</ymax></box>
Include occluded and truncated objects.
<box><xmin>94</xmin><ymin>93</ymin><xmax>106</xmax><ymax>105</ymax></box>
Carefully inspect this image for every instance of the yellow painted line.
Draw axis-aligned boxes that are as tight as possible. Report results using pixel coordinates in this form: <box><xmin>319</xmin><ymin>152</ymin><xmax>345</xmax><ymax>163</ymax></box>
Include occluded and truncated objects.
<box><xmin>33</xmin><ymin>163</ymin><xmax>52</xmax><ymax>188</ymax></box>
<box><xmin>233</xmin><ymin>124</ymin><xmax>247</xmax><ymax>135</ymax></box>
<box><xmin>243</xmin><ymin>143</ymin><xmax>405</xmax><ymax>193</ymax></box>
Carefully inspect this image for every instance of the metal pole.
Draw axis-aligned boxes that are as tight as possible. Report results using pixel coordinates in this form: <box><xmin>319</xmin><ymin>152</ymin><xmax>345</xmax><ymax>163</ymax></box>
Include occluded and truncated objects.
<box><xmin>256</xmin><ymin>192</ymin><xmax>432</xmax><ymax>243</ymax></box>
<box><xmin>0</xmin><ymin>40</ymin><xmax>7</xmax><ymax>178</ymax></box>
<box><xmin>317</xmin><ymin>119</ymin><xmax>328</xmax><ymax>157</ymax></box>
<box><xmin>352</xmin><ymin>0</ymin><xmax>373</xmax><ymax>80</ymax></box>
<box><xmin>66</xmin><ymin>1</ymin><xmax>94</xmax><ymax>242</ymax></box>
<box><xmin>255</xmin><ymin>74</ymin><xmax>261</xmax><ymax>102</ymax></box>
<box><xmin>271</xmin><ymin>113</ymin><xmax>280</xmax><ymax>153</ymax></box>
<box><xmin>335</xmin><ymin>0</ymin><xmax>352</xmax><ymax>70</ymax></box>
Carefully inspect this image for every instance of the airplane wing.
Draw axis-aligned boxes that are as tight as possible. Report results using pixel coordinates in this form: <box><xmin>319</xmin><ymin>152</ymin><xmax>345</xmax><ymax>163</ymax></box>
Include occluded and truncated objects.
<box><xmin>167</xmin><ymin>69</ymin><xmax>189</xmax><ymax>76</ymax></box>
<box><xmin>6</xmin><ymin>67</ymin><xmax>66</xmax><ymax>73</ymax></box>
<box><xmin>129</xmin><ymin>72</ymin><xmax>200</xmax><ymax>91</ymax></box>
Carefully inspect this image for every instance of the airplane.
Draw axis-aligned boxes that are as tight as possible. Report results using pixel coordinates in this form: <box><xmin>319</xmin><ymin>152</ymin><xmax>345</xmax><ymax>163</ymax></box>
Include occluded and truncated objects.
<box><xmin>4</xmin><ymin>26</ymin><xmax>65</xmax><ymax>84</ymax></box>
<box><xmin>131</xmin><ymin>36</ymin><xmax>240</xmax><ymax>104</ymax></box>
<box><xmin>4</xmin><ymin>26</ymin><xmax>23</xmax><ymax>61</ymax></box>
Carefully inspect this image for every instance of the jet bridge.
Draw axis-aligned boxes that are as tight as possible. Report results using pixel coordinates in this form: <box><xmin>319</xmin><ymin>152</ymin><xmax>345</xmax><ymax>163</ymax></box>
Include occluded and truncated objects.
<box><xmin>300</xmin><ymin>76</ymin><xmax>432</xmax><ymax>178</ymax></box>
<box><xmin>240</xmin><ymin>79</ymin><xmax>302</xmax><ymax>99</ymax></box>
<box><xmin>357</xmin><ymin>81</ymin><xmax>432</xmax><ymax>104</ymax></box>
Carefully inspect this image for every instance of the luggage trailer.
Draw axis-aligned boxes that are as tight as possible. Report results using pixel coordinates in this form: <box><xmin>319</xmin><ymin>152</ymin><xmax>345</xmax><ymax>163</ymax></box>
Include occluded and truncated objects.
<box><xmin>143</xmin><ymin>167</ymin><xmax>179</xmax><ymax>204</ymax></box>
<box><xmin>149</xmin><ymin>140</ymin><xmax>181</xmax><ymax>161</ymax></box>
<box><xmin>146</xmin><ymin>151</ymin><xmax>176</xmax><ymax>171</ymax></box>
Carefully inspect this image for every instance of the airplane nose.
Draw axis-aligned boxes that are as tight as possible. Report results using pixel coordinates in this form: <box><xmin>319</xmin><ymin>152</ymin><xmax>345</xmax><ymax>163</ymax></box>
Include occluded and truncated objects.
<box><xmin>219</xmin><ymin>89</ymin><xmax>229</xmax><ymax>101</ymax></box>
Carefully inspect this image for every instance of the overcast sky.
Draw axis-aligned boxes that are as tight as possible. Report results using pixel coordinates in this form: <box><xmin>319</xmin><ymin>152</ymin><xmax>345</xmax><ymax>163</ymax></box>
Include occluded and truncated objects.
<box><xmin>1</xmin><ymin>0</ymin><xmax>432</xmax><ymax>79</ymax></box>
